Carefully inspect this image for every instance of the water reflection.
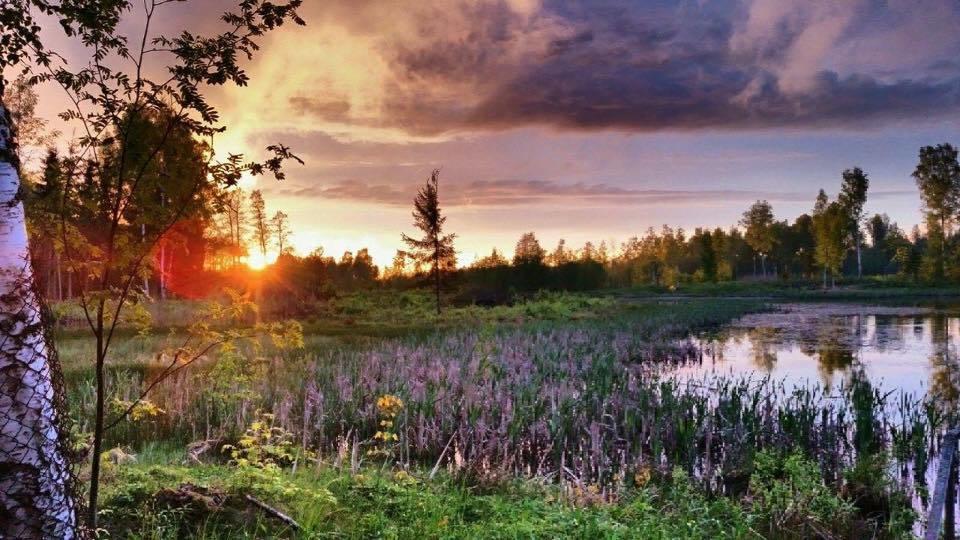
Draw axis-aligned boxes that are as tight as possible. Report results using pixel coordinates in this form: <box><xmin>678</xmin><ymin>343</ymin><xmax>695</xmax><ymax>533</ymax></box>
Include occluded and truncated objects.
<box><xmin>747</xmin><ymin>327</ymin><xmax>779</xmax><ymax>371</ymax></box>
<box><xmin>929</xmin><ymin>315</ymin><xmax>960</xmax><ymax>410</ymax></box>
<box><xmin>686</xmin><ymin>305</ymin><xmax>960</xmax><ymax>401</ymax></box>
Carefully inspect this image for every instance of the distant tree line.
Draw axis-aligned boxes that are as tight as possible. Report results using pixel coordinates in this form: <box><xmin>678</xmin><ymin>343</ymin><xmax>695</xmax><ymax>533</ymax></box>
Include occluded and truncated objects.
<box><xmin>22</xmin><ymin>122</ymin><xmax>960</xmax><ymax>312</ymax></box>
<box><xmin>379</xmin><ymin>144</ymin><xmax>958</xmax><ymax>308</ymax></box>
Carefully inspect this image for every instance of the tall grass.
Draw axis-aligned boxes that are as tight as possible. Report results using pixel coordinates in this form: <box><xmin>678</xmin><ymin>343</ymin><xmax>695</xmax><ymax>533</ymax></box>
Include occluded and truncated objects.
<box><xmin>60</xmin><ymin>298</ymin><xmax>950</xmax><ymax>510</ymax></box>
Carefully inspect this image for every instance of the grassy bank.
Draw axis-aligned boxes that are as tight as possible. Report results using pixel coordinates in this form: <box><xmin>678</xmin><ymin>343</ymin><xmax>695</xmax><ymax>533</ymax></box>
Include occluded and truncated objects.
<box><xmin>52</xmin><ymin>290</ymin><xmax>621</xmax><ymax>338</ymax></box>
<box><xmin>613</xmin><ymin>277</ymin><xmax>960</xmax><ymax>303</ymax></box>
<box><xmin>101</xmin><ymin>445</ymin><xmax>854</xmax><ymax>539</ymax></box>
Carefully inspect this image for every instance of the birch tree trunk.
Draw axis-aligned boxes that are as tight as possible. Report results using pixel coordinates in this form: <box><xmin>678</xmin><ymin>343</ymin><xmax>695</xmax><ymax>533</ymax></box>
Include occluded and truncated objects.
<box><xmin>855</xmin><ymin>230</ymin><xmax>862</xmax><ymax>279</ymax></box>
<box><xmin>0</xmin><ymin>102</ymin><xmax>78</xmax><ymax>537</ymax></box>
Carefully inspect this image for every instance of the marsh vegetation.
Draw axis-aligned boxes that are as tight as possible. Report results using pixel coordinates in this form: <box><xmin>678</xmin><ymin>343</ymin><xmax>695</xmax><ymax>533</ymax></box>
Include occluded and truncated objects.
<box><xmin>48</xmin><ymin>291</ymin><xmax>959</xmax><ymax>538</ymax></box>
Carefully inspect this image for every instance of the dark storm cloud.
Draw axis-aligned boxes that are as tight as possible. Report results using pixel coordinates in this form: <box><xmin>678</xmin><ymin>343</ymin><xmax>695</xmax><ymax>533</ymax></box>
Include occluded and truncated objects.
<box><xmin>471</xmin><ymin>67</ymin><xmax>960</xmax><ymax>131</ymax></box>
<box><xmin>295</xmin><ymin>0</ymin><xmax>960</xmax><ymax>134</ymax></box>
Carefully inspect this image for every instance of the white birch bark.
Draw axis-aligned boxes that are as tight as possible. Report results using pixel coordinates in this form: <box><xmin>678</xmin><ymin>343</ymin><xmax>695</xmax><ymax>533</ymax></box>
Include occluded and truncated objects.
<box><xmin>0</xmin><ymin>103</ymin><xmax>77</xmax><ymax>537</ymax></box>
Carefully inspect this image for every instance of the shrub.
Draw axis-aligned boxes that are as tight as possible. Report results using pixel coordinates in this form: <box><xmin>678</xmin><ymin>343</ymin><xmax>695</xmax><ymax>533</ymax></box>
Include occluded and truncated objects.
<box><xmin>843</xmin><ymin>453</ymin><xmax>917</xmax><ymax>538</ymax></box>
<box><xmin>222</xmin><ymin>412</ymin><xmax>300</xmax><ymax>469</ymax></box>
<box><xmin>749</xmin><ymin>451</ymin><xmax>856</xmax><ymax>538</ymax></box>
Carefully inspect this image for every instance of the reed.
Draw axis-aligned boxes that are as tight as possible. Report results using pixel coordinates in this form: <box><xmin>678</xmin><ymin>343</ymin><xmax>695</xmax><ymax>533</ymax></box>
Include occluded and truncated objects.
<box><xmin>58</xmin><ymin>297</ymin><xmax>952</xmax><ymax>510</ymax></box>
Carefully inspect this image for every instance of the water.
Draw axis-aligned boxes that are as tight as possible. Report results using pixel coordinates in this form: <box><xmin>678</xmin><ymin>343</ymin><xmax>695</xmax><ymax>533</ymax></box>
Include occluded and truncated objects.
<box><xmin>682</xmin><ymin>303</ymin><xmax>960</xmax><ymax>400</ymax></box>
<box><xmin>677</xmin><ymin>302</ymin><xmax>960</xmax><ymax>533</ymax></box>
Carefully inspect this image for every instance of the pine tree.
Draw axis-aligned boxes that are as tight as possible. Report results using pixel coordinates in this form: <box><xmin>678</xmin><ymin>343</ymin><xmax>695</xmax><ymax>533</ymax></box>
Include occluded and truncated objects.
<box><xmin>549</xmin><ymin>239</ymin><xmax>572</xmax><ymax>266</ymax></box>
<box><xmin>224</xmin><ymin>188</ymin><xmax>248</xmax><ymax>265</ymax></box>
<box><xmin>387</xmin><ymin>250</ymin><xmax>408</xmax><ymax>279</ymax></box>
<box><xmin>402</xmin><ymin>170</ymin><xmax>456</xmax><ymax>315</ymax></box>
<box><xmin>29</xmin><ymin>149</ymin><xmax>66</xmax><ymax>300</ymax></box>
<box><xmin>514</xmin><ymin>232</ymin><xmax>546</xmax><ymax>265</ymax></box>
<box><xmin>250</xmin><ymin>189</ymin><xmax>270</xmax><ymax>257</ymax></box>
<box><xmin>699</xmin><ymin>230</ymin><xmax>718</xmax><ymax>282</ymax></box>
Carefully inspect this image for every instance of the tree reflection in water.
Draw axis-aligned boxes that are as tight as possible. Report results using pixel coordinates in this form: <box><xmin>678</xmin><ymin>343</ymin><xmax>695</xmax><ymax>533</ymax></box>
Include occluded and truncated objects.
<box><xmin>929</xmin><ymin>314</ymin><xmax>960</xmax><ymax>411</ymax></box>
<box><xmin>747</xmin><ymin>327</ymin><xmax>780</xmax><ymax>370</ymax></box>
<box><xmin>696</xmin><ymin>307</ymin><xmax>960</xmax><ymax>402</ymax></box>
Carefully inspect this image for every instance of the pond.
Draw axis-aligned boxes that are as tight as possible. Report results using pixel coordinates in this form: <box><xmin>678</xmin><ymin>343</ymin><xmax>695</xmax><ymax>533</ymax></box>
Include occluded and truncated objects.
<box><xmin>682</xmin><ymin>303</ymin><xmax>960</xmax><ymax>400</ymax></box>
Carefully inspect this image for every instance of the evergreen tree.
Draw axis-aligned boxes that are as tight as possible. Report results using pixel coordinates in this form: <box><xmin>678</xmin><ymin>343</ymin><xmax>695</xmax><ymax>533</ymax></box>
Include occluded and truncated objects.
<box><xmin>514</xmin><ymin>232</ymin><xmax>546</xmax><ymax>265</ymax></box>
<box><xmin>352</xmin><ymin>248</ymin><xmax>379</xmax><ymax>282</ymax></box>
<box><xmin>223</xmin><ymin>188</ymin><xmax>248</xmax><ymax>265</ymax></box>
<box><xmin>386</xmin><ymin>249</ymin><xmax>408</xmax><ymax>279</ymax></box>
<box><xmin>28</xmin><ymin>149</ymin><xmax>66</xmax><ymax>299</ymax></box>
<box><xmin>869</xmin><ymin>214</ymin><xmax>891</xmax><ymax>249</ymax></box>
<box><xmin>698</xmin><ymin>230</ymin><xmax>717</xmax><ymax>282</ymax></box>
<box><xmin>472</xmin><ymin>248</ymin><xmax>508</xmax><ymax>268</ymax></box>
<box><xmin>250</xmin><ymin>189</ymin><xmax>270</xmax><ymax>257</ymax></box>
<box><xmin>549</xmin><ymin>239</ymin><xmax>572</xmax><ymax>266</ymax></box>
<box><xmin>402</xmin><ymin>169</ymin><xmax>456</xmax><ymax>315</ymax></box>
<box><xmin>580</xmin><ymin>241</ymin><xmax>597</xmax><ymax>262</ymax></box>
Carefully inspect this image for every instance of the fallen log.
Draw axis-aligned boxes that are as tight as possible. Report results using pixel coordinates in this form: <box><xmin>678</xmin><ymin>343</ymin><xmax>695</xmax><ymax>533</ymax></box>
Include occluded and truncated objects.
<box><xmin>244</xmin><ymin>494</ymin><xmax>301</xmax><ymax>531</ymax></box>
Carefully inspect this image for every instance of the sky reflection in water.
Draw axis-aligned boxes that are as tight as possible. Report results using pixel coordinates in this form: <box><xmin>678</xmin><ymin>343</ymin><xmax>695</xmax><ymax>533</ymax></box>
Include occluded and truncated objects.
<box><xmin>682</xmin><ymin>305</ymin><xmax>960</xmax><ymax>401</ymax></box>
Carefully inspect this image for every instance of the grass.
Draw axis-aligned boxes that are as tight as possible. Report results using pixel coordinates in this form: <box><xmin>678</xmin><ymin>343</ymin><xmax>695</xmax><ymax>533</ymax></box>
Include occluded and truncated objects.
<box><xmin>298</xmin><ymin>290</ymin><xmax>620</xmax><ymax>337</ymax></box>
<box><xmin>613</xmin><ymin>276</ymin><xmax>960</xmax><ymax>302</ymax></box>
<box><xmin>54</xmin><ymin>290</ymin><xmax>939</xmax><ymax>538</ymax></box>
<box><xmin>99</xmin><ymin>442</ymin><xmax>915</xmax><ymax>539</ymax></box>
<box><xmin>101</xmin><ymin>458</ymin><xmax>758</xmax><ymax>539</ymax></box>
<box><xmin>106</xmin><ymin>438</ymin><xmax>861</xmax><ymax>540</ymax></box>
<box><xmin>52</xmin><ymin>290</ymin><xmax>620</xmax><ymax>339</ymax></box>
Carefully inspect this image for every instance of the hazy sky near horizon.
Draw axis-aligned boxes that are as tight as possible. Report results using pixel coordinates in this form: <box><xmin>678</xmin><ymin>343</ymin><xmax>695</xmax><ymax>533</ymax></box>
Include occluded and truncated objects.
<box><xmin>38</xmin><ymin>0</ymin><xmax>960</xmax><ymax>266</ymax></box>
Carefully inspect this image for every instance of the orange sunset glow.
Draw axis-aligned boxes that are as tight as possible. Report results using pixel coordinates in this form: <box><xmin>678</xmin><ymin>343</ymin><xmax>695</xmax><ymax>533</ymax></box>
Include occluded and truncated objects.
<box><xmin>245</xmin><ymin>251</ymin><xmax>276</xmax><ymax>271</ymax></box>
<box><xmin>30</xmin><ymin>0</ymin><xmax>958</xmax><ymax>271</ymax></box>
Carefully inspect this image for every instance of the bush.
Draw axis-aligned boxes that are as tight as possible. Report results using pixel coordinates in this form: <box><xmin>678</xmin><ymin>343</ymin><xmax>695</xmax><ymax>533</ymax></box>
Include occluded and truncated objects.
<box><xmin>749</xmin><ymin>451</ymin><xmax>856</xmax><ymax>538</ymax></box>
<box><xmin>842</xmin><ymin>453</ymin><xmax>917</xmax><ymax>538</ymax></box>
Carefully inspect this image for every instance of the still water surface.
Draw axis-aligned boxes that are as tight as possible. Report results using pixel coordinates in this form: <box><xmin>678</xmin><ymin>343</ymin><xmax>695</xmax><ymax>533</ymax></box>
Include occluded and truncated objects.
<box><xmin>683</xmin><ymin>303</ymin><xmax>960</xmax><ymax>398</ymax></box>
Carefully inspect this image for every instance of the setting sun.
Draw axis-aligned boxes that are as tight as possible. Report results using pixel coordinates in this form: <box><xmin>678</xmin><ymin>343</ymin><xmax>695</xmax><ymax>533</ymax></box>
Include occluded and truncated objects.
<box><xmin>245</xmin><ymin>251</ymin><xmax>275</xmax><ymax>271</ymax></box>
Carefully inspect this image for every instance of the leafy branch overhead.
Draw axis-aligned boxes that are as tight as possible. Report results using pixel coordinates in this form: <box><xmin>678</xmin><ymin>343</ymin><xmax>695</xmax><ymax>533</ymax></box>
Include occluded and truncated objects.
<box><xmin>2</xmin><ymin>0</ymin><xmax>307</xmax><ymax>531</ymax></box>
<box><xmin>3</xmin><ymin>0</ymin><xmax>304</xmax><ymax>179</ymax></box>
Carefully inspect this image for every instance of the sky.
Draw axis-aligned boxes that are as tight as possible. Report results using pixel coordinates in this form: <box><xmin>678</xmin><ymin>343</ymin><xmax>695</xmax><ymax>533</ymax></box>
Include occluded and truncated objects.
<box><xmin>34</xmin><ymin>0</ymin><xmax>960</xmax><ymax>267</ymax></box>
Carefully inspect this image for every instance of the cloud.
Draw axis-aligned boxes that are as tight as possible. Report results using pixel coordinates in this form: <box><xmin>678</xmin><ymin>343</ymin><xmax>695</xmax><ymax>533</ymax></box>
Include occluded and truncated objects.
<box><xmin>730</xmin><ymin>0</ymin><xmax>862</xmax><ymax>95</ymax></box>
<box><xmin>258</xmin><ymin>0</ymin><xmax>960</xmax><ymax>138</ymax></box>
<box><xmin>271</xmin><ymin>177</ymin><xmax>915</xmax><ymax>208</ymax></box>
<box><xmin>289</xmin><ymin>97</ymin><xmax>352</xmax><ymax>122</ymax></box>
